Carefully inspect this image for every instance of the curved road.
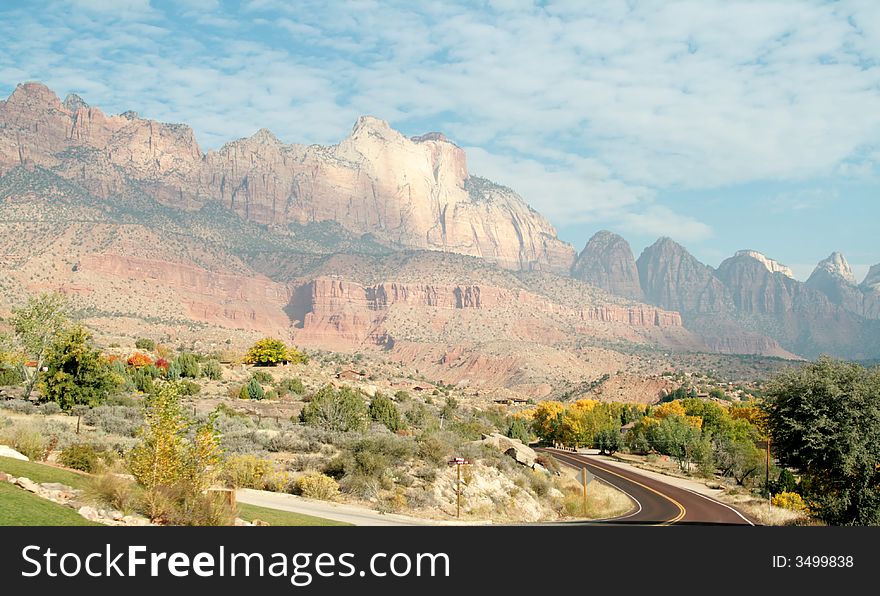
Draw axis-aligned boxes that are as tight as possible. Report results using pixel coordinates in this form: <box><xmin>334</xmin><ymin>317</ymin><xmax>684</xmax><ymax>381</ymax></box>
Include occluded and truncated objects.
<box><xmin>540</xmin><ymin>449</ymin><xmax>754</xmax><ymax>526</ymax></box>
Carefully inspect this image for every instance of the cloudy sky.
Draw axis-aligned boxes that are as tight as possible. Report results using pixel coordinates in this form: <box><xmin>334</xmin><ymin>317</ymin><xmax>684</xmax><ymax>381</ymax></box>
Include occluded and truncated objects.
<box><xmin>1</xmin><ymin>0</ymin><xmax>878</xmax><ymax>280</ymax></box>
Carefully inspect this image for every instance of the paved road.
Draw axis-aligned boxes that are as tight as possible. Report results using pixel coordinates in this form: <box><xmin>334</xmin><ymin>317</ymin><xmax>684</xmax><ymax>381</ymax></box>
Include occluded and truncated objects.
<box><xmin>540</xmin><ymin>448</ymin><xmax>755</xmax><ymax>526</ymax></box>
<box><xmin>236</xmin><ymin>488</ymin><xmax>432</xmax><ymax>526</ymax></box>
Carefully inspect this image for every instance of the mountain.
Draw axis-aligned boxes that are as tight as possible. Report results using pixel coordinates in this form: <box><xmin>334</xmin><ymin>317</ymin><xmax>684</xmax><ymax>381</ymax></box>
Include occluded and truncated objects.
<box><xmin>633</xmin><ymin>241</ymin><xmax>880</xmax><ymax>359</ymax></box>
<box><xmin>571</xmin><ymin>231</ymin><xmax>643</xmax><ymax>301</ymax></box>
<box><xmin>734</xmin><ymin>250</ymin><xmax>794</xmax><ymax>278</ymax></box>
<box><xmin>0</xmin><ymin>82</ymin><xmax>575</xmax><ymax>273</ymax></box>
<box><xmin>805</xmin><ymin>252</ymin><xmax>880</xmax><ymax>320</ymax></box>
<box><xmin>636</xmin><ymin>237</ymin><xmax>733</xmax><ymax>314</ymax></box>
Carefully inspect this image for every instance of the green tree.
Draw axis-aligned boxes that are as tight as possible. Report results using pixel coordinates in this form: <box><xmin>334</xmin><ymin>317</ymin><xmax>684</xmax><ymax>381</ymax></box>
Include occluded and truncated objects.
<box><xmin>175</xmin><ymin>352</ymin><xmax>200</xmax><ymax>378</ymax></box>
<box><xmin>40</xmin><ymin>326</ymin><xmax>115</xmax><ymax>411</ymax></box>
<box><xmin>301</xmin><ymin>385</ymin><xmax>368</xmax><ymax>432</ymax></box>
<box><xmin>369</xmin><ymin>392</ymin><xmax>402</xmax><ymax>431</ymax></box>
<box><xmin>166</xmin><ymin>360</ymin><xmax>182</xmax><ymax>381</ymax></box>
<box><xmin>648</xmin><ymin>415</ymin><xmax>701</xmax><ymax>471</ymax></box>
<box><xmin>242</xmin><ymin>377</ymin><xmax>264</xmax><ymax>400</ymax></box>
<box><xmin>506</xmin><ymin>417</ymin><xmax>531</xmax><ymax>444</ymax></box>
<box><xmin>766</xmin><ymin>358</ymin><xmax>880</xmax><ymax>525</ymax></box>
<box><xmin>244</xmin><ymin>337</ymin><xmax>306</xmax><ymax>366</ymax></box>
<box><xmin>595</xmin><ymin>427</ymin><xmax>622</xmax><ymax>455</ymax></box>
<box><xmin>11</xmin><ymin>292</ymin><xmax>69</xmax><ymax>400</ymax></box>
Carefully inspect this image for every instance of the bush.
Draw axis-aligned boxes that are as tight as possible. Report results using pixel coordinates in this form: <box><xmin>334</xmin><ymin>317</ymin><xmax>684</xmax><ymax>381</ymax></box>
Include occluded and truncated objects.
<box><xmin>201</xmin><ymin>359</ymin><xmax>222</xmax><ymax>381</ymax></box>
<box><xmin>83</xmin><ymin>405</ymin><xmax>143</xmax><ymax>437</ymax></box>
<box><xmin>301</xmin><ymin>385</ymin><xmax>368</xmax><ymax>432</ymax></box>
<box><xmin>58</xmin><ymin>443</ymin><xmax>101</xmax><ymax>473</ymax></box>
<box><xmin>0</xmin><ymin>366</ymin><xmax>22</xmax><ymax>386</ymax></box>
<box><xmin>166</xmin><ymin>361</ymin><xmax>181</xmax><ymax>381</ymax></box>
<box><xmin>38</xmin><ymin>402</ymin><xmax>62</xmax><ymax>416</ymax></box>
<box><xmin>86</xmin><ymin>473</ymin><xmax>141</xmax><ymax>515</ymax></box>
<box><xmin>1</xmin><ymin>426</ymin><xmax>50</xmax><ymax>460</ymax></box>
<box><xmin>277</xmin><ymin>377</ymin><xmax>305</xmax><ymax>396</ymax></box>
<box><xmin>222</xmin><ymin>454</ymin><xmax>273</xmax><ymax>489</ymax></box>
<box><xmin>244</xmin><ymin>338</ymin><xmax>306</xmax><ymax>366</ymax></box>
<box><xmin>127</xmin><ymin>352</ymin><xmax>153</xmax><ymax>368</ymax></box>
<box><xmin>369</xmin><ymin>393</ymin><xmax>402</xmax><ymax>431</ymax></box>
<box><xmin>251</xmin><ymin>370</ymin><xmax>274</xmax><ymax>384</ymax></box>
<box><xmin>772</xmin><ymin>491</ymin><xmax>808</xmax><ymax>513</ymax></box>
<box><xmin>135</xmin><ymin>338</ymin><xmax>156</xmax><ymax>351</ymax></box>
<box><xmin>239</xmin><ymin>377</ymin><xmax>264</xmax><ymax>400</ymax></box>
<box><xmin>175</xmin><ymin>353</ymin><xmax>200</xmax><ymax>378</ymax></box>
<box><xmin>295</xmin><ymin>473</ymin><xmax>339</xmax><ymax>500</ymax></box>
<box><xmin>506</xmin><ymin>417</ymin><xmax>530</xmax><ymax>444</ymax></box>
<box><xmin>0</xmin><ymin>400</ymin><xmax>36</xmax><ymax>415</ymax></box>
<box><xmin>178</xmin><ymin>380</ymin><xmax>201</xmax><ymax>396</ymax></box>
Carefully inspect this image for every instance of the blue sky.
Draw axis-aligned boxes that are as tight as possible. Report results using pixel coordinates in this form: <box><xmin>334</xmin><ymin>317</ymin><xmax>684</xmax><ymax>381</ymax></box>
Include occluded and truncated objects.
<box><xmin>1</xmin><ymin>0</ymin><xmax>878</xmax><ymax>280</ymax></box>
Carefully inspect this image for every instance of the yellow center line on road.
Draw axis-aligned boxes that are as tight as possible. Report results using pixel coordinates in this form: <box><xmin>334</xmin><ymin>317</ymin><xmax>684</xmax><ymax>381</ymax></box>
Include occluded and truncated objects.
<box><xmin>546</xmin><ymin>449</ymin><xmax>687</xmax><ymax>526</ymax></box>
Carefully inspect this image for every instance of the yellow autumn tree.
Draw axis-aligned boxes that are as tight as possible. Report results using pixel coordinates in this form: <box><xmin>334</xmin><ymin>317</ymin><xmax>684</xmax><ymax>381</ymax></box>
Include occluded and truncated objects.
<box><xmin>530</xmin><ymin>401</ymin><xmax>566</xmax><ymax>443</ymax></box>
<box><xmin>653</xmin><ymin>400</ymin><xmax>687</xmax><ymax>420</ymax></box>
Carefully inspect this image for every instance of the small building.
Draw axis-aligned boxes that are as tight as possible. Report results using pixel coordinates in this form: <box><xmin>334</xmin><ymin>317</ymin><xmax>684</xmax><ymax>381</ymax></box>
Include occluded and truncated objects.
<box><xmin>335</xmin><ymin>369</ymin><xmax>366</xmax><ymax>381</ymax></box>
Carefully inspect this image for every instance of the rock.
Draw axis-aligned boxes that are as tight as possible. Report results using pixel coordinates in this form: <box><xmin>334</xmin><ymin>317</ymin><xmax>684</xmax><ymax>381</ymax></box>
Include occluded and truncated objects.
<box><xmin>122</xmin><ymin>515</ymin><xmax>151</xmax><ymax>526</ymax></box>
<box><xmin>14</xmin><ymin>477</ymin><xmax>40</xmax><ymax>493</ymax></box>
<box><xmin>0</xmin><ymin>445</ymin><xmax>29</xmax><ymax>461</ymax></box>
<box><xmin>548</xmin><ymin>487</ymin><xmax>564</xmax><ymax>499</ymax></box>
<box><xmin>252</xmin><ymin>519</ymin><xmax>271</xmax><ymax>526</ymax></box>
<box><xmin>479</xmin><ymin>433</ymin><xmax>537</xmax><ymax>468</ymax></box>
<box><xmin>571</xmin><ymin>231</ymin><xmax>644</xmax><ymax>300</ymax></box>
<box><xmin>110</xmin><ymin>510</ymin><xmax>125</xmax><ymax>521</ymax></box>
<box><xmin>806</xmin><ymin>253</ymin><xmax>880</xmax><ymax>320</ymax></box>
<box><xmin>40</xmin><ymin>482</ymin><xmax>73</xmax><ymax>492</ymax></box>
<box><xmin>77</xmin><ymin>506</ymin><xmax>101</xmax><ymax>522</ymax></box>
<box><xmin>735</xmin><ymin>250</ymin><xmax>795</xmax><ymax>278</ymax></box>
<box><xmin>233</xmin><ymin>518</ymin><xmax>253</xmax><ymax>527</ymax></box>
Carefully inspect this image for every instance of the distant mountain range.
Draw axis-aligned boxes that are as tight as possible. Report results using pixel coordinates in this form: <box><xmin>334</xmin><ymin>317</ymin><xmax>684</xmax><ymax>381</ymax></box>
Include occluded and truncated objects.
<box><xmin>1</xmin><ymin>80</ymin><xmax>878</xmax><ymax>385</ymax></box>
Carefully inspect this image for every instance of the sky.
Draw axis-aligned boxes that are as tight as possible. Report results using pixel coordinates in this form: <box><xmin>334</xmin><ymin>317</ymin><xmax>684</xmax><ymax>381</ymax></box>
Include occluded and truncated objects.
<box><xmin>0</xmin><ymin>0</ymin><xmax>878</xmax><ymax>281</ymax></box>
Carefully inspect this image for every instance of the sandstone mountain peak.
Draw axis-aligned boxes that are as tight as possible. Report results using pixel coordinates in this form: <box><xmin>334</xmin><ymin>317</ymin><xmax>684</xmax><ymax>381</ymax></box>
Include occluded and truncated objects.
<box><xmin>62</xmin><ymin>93</ymin><xmax>89</xmax><ymax>113</ymax></box>
<box><xmin>0</xmin><ymin>81</ymin><xmax>574</xmax><ymax>274</ymax></box>
<box><xmin>734</xmin><ymin>250</ymin><xmax>794</xmax><ymax>278</ymax></box>
<box><xmin>411</xmin><ymin>131</ymin><xmax>452</xmax><ymax>144</ymax></box>
<box><xmin>571</xmin><ymin>230</ymin><xmax>643</xmax><ymax>300</ymax></box>
<box><xmin>863</xmin><ymin>264</ymin><xmax>880</xmax><ymax>292</ymax></box>
<box><xmin>813</xmin><ymin>251</ymin><xmax>856</xmax><ymax>285</ymax></box>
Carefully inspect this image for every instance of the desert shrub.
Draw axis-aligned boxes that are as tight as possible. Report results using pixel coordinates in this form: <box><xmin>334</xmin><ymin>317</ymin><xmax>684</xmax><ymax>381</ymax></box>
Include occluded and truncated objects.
<box><xmin>135</xmin><ymin>338</ymin><xmax>156</xmax><ymax>351</ymax></box>
<box><xmin>276</xmin><ymin>377</ymin><xmax>305</xmax><ymax>396</ymax></box>
<box><xmin>166</xmin><ymin>361</ymin><xmax>181</xmax><ymax>381</ymax></box>
<box><xmin>369</xmin><ymin>392</ymin><xmax>402</xmax><ymax>432</ymax></box>
<box><xmin>0</xmin><ymin>426</ymin><xmax>49</xmax><ymax>460</ymax></box>
<box><xmin>154</xmin><ymin>358</ymin><xmax>169</xmax><ymax>371</ymax></box>
<box><xmin>300</xmin><ymin>385</ymin><xmax>367</xmax><ymax>432</ymax></box>
<box><xmin>201</xmin><ymin>359</ymin><xmax>222</xmax><ymax>381</ymax></box>
<box><xmin>0</xmin><ymin>400</ymin><xmax>36</xmax><ymax>414</ymax></box>
<box><xmin>266</xmin><ymin>432</ymin><xmax>310</xmax><ymax>453</ymax></box>
<box><xmin>222</xmin><ymin>454</ymin><xmax>273</xmax><ymax>489</ymax></box>
<box><xmin>86</xmin><ymin>473</ymin><xmax>141</xmax><ymax>515</ymax></box>
<box><xmin>177</xmin><ymin>380</ymin><xmax>201</xmax><ymax>396</ymax></box>
<box><xmin>58</xmin><ymin>443</ymin><xmax>101</xmax><ymax>473</ymax></box>
<box><xmin>535</xmin><ymin>454</ymin><xmax>561</xmax><ymax>475</ymax></box>
<box><xmin>251</xmin><ymin>370</ymin><xmax>274</xmax><ymax>384</ymax></box>
<box><xmin>287</xmin><ymin>453</ymin><xmax>326</xmax><ymax>472</ymax></box>
<box><xmin>772</xmin><ymin>491</ymin><xmax>808</xmax><ymax>513</ymax></box>
<box><xmin>527</xmin><ymin>470</ymin><xmax>552</xmax><ymax>497</ymax></box>
<box><xmin>174</xmin><ymin>352</ymin><xmax>200</xmax><ymax>378</ymax></box>
<box><xmin>416</xmin><ymin>430</ymin><xmax>458</xmax><ymax>466</ymax></box>
<box><xmin>393</xmin><ymin>390</ymin><xmax>411</xmax><ymax>402</ymax></box>
<box><xmin>295</xmin><ymin>473</ymin><xmax>339</xmax><ymax>500</ymax></box>
<box><xmin>83</xmin><ymin>405</ymin><xmax>143</xmax><ymax>437</ymax></box>
<box><xmin>0</xmin><ymin>366</ymin><xmax>22</xmax><ymax>386</ymax></box>
<box><xmin>507</xmin><ymin>417</ymin><xmax>531</xmax><ymax>444</ymax></box>
<box><xmin>130</xmin><ymin>367</ymin><xmax>156</xmax><ymax>393</ymax></box>
<box><xmin>37</xmin><ymin>402</ymin><xmax>62</xmax><ymax>416</ymax></box>
<box><xmin>403</xmin><ymin>403</ymin><xmax>430</xmax><ymax>428</ymax></box>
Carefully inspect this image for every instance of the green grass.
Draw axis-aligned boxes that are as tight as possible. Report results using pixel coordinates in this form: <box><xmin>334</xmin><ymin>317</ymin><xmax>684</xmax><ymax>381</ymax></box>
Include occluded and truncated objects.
<box><xmin>0</xmin><ymin>456</ymin><xmax>91</xmax><ymax>489</ymax></box>
<box><xmin>0</xmin><ymin>482</ymin><xmax>101</xmax><ymax>526</ymax></box>
<box><xmin>237</xmin><ymin>502</ymin><xmax>351</xmax><ymax>527</ymax></box>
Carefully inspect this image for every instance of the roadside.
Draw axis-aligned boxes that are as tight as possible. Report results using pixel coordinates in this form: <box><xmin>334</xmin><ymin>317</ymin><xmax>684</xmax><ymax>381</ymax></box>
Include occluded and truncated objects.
<box><xmin>236</xmin><ymin>488</ymin><xmax>458</xmax><ymax>526</ymax></box>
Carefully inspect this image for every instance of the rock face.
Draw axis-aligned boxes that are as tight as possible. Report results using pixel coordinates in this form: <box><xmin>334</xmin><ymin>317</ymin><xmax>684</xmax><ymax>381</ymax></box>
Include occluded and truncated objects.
<box><xmin>0</xmin><ymin>82</ymin><xmax>575</xmax><ymax>273</ymax></box>
<box><xmin>571</xmin><ymin>231</ymin><xmax>643</xmax><ymax>300</ymax></box>
<box><xmin>735</xmin><ymin>250</ymin><xmax>795</xmax><ymax>278</ymax></box>
<box><xmin>806</xmin><ymin>253</ymin><xmax>880</xmax><ymax>320</ymax></box>
<box><xmin>637</xmin><ymin>238</ymin><xmax>733</xmax><ymax>314</ymax></box>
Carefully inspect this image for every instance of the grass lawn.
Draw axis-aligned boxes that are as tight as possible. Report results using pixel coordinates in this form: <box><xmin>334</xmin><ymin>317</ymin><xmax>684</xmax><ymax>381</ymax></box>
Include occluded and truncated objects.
<box><xmin>0</xmin><ymin>482</ymin><xmax>101</xmax><ymax>526</ymax></box>
<box><xmin>0</xmin><ymin>456</ymin><xmax>91</xmax><ymax>489</ymax></box>
<box><xmin>237</xmin><ymin>502</ymin><xmax>351</xmax><ymax>526</ymax></box>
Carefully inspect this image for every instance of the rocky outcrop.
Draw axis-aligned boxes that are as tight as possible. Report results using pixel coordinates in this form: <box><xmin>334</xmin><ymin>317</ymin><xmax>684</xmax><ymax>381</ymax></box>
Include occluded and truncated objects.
<box><xmin>76</xmin><ymin>254</ymin><xmax>292</xmax><ymax>332</ymax></box>
<box><xmin>637</xmin><ymin>237</ymin><xmax>733</xmax><ymax>314</ymax></box>
<box><xmin>478</xmin><ymin>433</ymin><xmax>538</xmax><ymax>468</ymax></box>
<box><xmin>735</xmin><ymin>250</ymin><xmax>794</xmax><ymax>278</ymax></box>
<box><xmin>806</xmin><ymin>253</ymin><xmax>880</xmax><ymax>320</ymax></box>
<box><xmin>0</xmin><ymin>82</ymin><xmax>575</xmax><ymax>273</ymax></box>
<box><xmin>571</xmin><ymin>231</ymin><xmax>643</xmax><ymax>300</ymax></box>
<box><xmin>578</xmin><ymin>305</ymin><xmax>682</xmax><ymax>327</ymax></box>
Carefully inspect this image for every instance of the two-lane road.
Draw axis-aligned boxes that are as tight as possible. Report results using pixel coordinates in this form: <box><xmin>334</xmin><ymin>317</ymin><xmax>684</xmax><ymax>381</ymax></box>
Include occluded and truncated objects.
<box><xmin>541</xmin><ymin>449</ymin><xmax>754</xmax><ymax>526</ymax></box>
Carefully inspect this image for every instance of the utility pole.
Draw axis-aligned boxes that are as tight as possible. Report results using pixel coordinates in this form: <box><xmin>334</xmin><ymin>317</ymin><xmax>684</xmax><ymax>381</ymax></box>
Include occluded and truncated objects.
<box><xmin>448</xmin><ymin>458</ymin><xmax>471</xmax><ymax>519</ymax></box>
